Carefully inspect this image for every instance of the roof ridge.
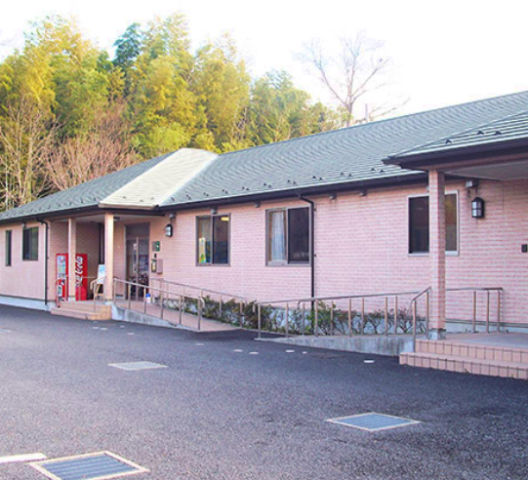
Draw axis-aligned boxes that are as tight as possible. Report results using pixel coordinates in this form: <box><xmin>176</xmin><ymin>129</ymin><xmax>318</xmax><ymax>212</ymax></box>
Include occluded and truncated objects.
<box><xmin>218</xmin><ymin>89</ymin><xmax>528</xmax><ymax>158</ymax></box>
<box><xmin>386</xmin><ymin>107</ymin><xmax>528</xmax><ymax>159</ymax></box>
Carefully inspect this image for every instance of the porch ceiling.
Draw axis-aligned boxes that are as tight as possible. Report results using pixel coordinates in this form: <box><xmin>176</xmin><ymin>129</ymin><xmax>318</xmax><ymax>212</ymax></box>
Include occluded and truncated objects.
<box><xmin>54</xmin><ymin>213</ymin><xmax>162</xmax><ymax>224</ymax></box>
<box><xmin>445</xmin><ymin>158</ymin><xmax>528</xmax><ymax>181</ymax></box>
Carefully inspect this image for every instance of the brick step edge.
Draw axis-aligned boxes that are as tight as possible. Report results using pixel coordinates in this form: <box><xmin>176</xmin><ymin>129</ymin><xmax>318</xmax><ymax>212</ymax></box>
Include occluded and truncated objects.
<box><xmin>50</xmin><ymin>308</ymin><xmax>111</xmax><ymax>321</ymax></box>
<box><xmin>400</xmin><ymin>352</ymin><xmax>528</xmax><ymax>380</ymax></box>
<box><xmin>56</xmin><ymin>304</ymin><xmax>111</xmax><ymax>312</ymax></box>
<box><xmin>415</xmin><ymin>340</ymin><xmax>528</xmax><ymax>363</ymax></box>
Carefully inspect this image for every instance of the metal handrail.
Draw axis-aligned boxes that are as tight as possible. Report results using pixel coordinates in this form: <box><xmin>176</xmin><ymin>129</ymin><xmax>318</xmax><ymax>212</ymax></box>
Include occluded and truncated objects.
<box><xmin>410</xmin><ymin>287</ymin><xmax>431</xmax><ymax>351</ymax></box>
<box><xmin>446</xmin><ymin>287</ymin><xmax>503</xmax><ymax>334</ymax></box>
<box><xmin>150</xmin><ymin>278</ymin><xmax>250</xmax><ymax>303</ymax></box>
<box><xmin>256</xmin><ymin>289</ymin><xmax>424</xmax><ymax>339</ymax></box>
<box><xmin>55</xmin><ymin>275</ymin><xmax>98</xmax><ymax>311</ymax></box>
<box><xmin>113</xmin><ymin>278</ymin><xmax>218</xmax><ymax>331</ymax></box>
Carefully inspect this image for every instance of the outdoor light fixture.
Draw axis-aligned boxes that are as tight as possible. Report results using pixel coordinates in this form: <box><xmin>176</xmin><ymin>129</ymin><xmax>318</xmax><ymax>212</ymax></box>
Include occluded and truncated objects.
<box><xmin>471</xmin><ymin>197</ymin><xmax>485</xmax><ymax>218</ymax></box>
<box><xmin>210</xmin><ymin>207</ymin><xmax>218</xmax><ymax>215</ymax></box>
<box><xmin>329</xmin><ymin>193</ymin><xmax>337</xmax><ymax>200</ymax></box>
<box><xmin>164</xmin><ymin>223</ymin><xmax>174</xmax><ymax>237</ymax></box>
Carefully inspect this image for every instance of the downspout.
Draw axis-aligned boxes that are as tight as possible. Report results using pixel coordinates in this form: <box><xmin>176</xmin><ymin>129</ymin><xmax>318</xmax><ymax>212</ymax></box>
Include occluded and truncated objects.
<box><xmin>298</xmin><ymin>195</ymin><xmax>315</xmax><ymax>299</ymax></box>
<box><xmin>39</xmin><ymin>219</ymin><xmax>49</xmax><ymax>307</ymax></box>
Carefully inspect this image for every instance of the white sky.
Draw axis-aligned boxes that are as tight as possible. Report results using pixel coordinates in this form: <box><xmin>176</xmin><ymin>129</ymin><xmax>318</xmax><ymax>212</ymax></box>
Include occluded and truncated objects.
<box><xmin>1</xmin><ymin>0</ymin><xmax>528</xmax><ymax>116</ymax></box>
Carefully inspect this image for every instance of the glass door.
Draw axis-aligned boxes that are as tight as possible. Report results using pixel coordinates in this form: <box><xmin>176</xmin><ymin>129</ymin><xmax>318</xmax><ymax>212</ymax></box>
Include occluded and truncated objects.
<box><xmin>126</xmin><ymin>224</ymin><xmax>150</xmax><ymax>298</ymax></box>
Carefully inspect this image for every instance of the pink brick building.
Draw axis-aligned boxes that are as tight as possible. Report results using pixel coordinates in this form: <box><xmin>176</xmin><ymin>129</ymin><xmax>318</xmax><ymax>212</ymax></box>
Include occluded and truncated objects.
<box><xmin>0</xmin><ymin>91</ymin><xmax>527</xmax><ymax>338</ymax></box>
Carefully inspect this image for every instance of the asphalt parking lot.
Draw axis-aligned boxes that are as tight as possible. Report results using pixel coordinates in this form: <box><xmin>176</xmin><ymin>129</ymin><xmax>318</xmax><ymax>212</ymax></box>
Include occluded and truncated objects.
<box><xmin>0</xmin><ymin>305</ymin><xmax>526</xmax><ymax>480</ymax></box>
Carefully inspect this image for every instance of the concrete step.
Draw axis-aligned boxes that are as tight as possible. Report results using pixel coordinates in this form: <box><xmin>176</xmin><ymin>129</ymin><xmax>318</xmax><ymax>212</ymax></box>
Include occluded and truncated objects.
<box><xmin>50</xmin><ymin>307</ymin><xmax>111</xmax><ymax>321</ymax></box>
<box><xmin>58</xmin><ymin>302</ymin><xmax>111</xmax><ymax>313</ymax></box>
<box><xmin>400</xmin><ymin>352</ymin><xmax>528</xmax><ymax>380</ymax></box>
<box><xmin>415</xmin><ymin>339</ymin><xmax>528</xmax><ymax>363</ymax></box>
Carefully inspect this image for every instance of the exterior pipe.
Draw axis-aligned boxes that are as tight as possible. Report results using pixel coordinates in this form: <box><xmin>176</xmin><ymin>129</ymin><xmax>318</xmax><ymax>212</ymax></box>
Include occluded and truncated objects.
<box><xmin>298</xmin><ymin>195</ymin><xmax>315</xmax><ymax>301</ymax></box>
<box><xmin>39</xmin><ymin>219</ymin><xmax>49</xmax><ymax>307</ymax></box>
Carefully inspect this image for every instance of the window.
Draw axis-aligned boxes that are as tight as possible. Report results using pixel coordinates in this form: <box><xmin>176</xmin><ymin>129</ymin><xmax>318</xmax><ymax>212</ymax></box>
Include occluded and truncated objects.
<box><xmin>22</xmin><ymin>226</ymin><xmax>39</xmax><ymax>261</ymax></box>
<box><xmin>267</xmin><ymin>207</ymin><xmax>310</xmax><ymax>264</ymax></box>
<box><xmin>197</xmin><ymin>215</ymin><xmax>230</xmax><ymax>265</ymax></box>
<box><xmin>5</xmin><ymin>230</ymin><xmax>12</xmax><ymax>266</ymax></box>
<box><xmin>409</xmin><ymin>194</ymin><xmax>457</xmax><ymax>254</ymax></box>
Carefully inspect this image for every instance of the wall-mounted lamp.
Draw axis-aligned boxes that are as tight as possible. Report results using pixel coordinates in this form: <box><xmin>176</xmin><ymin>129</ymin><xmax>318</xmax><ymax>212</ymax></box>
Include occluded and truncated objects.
<box><xmin>359</xmin><ymin>189</ymin><xmax>367</xmax><ymax>197</ymax></box>
<box><xmin>164</xmin><ymin>223</ymin><xmax>174</xmax><ymax>237</ymax></box>
<box><xmin>465</xmin><ymin>179</ymin><xmax>479</xmax><ymax>189</ymax></box>
<box><xmin>210</xmin><ymin>207</ymin><xmax>218</xmax><ymax>215</ymax></box>
<box><xmin>471</xmin><ymin>197</ymin><xmax>485</xmax><ymax>218</ymax></box>
<box><xmin>329</xmin><ymin>193</ymin><xmax>337</xmax><ymax>200</ymax></box>
<box><xmin>254</xmin><ymin>201</ymin><xmax>261</xmax><ymax>208</ymax></box>
<box><xmin>169</xmin><ymin>212</ymin><xmax>176</xmax><ymax>220</ymax></box>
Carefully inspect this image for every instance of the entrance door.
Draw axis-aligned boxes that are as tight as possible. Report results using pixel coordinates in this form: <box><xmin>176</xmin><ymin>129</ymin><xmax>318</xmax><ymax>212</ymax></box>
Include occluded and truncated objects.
<box><xmin>126</xmin><ymin>224</ymin><xmax>150</xmax><ymax>298</ymax></box>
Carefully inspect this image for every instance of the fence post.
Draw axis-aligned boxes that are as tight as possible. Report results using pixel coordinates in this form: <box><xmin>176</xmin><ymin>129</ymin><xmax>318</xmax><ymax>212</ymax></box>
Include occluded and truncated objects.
<box><xmin>302</xmin><ymin>303</ymin><xmax>306</xmax><ymax>336</ymax></box>
<box><xmin>257</xmin><ymin>304</ymin><xmax>262</xmax><ymax>338</ymax></box>
<box><xmin>394</xmin><ymin>296</ymin><xmax>398</xmax><ymax>334</ymax></box>
<box><xmin>384</xmin><ymin>297</ymin><xmax>388</xmax><ymax>335</ymax></box>
<box><xmin>198</xmin><ymin>296</ymin><xmax>202</xmax><ymax>331</ymax></box>
<box><xmin>497</xmin><ymin>290</ymin><xmax>501</xmax><ymax>332</ymax></box>
<box><xmin>426</xmin><ymin>289</ymin><xmax>430</xmax><ymax>335</ymax></box>
<box><xmin>144</xmin><ymin>288</ymin><xmax>147</xmax><ymax>314</ymax></box>
<box><xmin>472</xmin><ymin>290</ymin><xmax>477</xmax><ymax>333</ymax></box>
<box><xmin>412</xmin><ymin>301</ymin><xmax>417</xmax><ymax>352</ymax></box>
<box><xmin>330</xmin><ymin>303</ymin><xmax>334</xmax><ymax>336</ymax></box>
<box><xmin>348</xmin><ymin>298</ymin><xmax>352</xmax><ymax>336</ymax></box>
<box><xmin>314</xmin><ymin>302</ymin><xmax>319</xmax><ymax>336</ymax></box>
<box><xmin>486</xmin><ymin>290</ymin><xmax>490</xmax><ymax>334</ymax></box>
<box><xmin>284</xmin><ymin>303</ymin><xmax>289</xmax><ymax>337</ymax></box>
<box><xmin>179</xmin><ymin>296</ymin><xmax>183</xmax><ymax>325</ymax></box>
<box><xmin>361</xmin><ymin>297</ymin><xmax>365</xmax><ymax>335</ymax></box>
<box><xmin>160</xmin><ymin>288</ymin><xmax>164</xmax><ymax>320</ymax></box>
<box><xmin>128</xmin><ymin>284</ymin><xmax>131</xmax><ymax>310</ymax></box>
<box><xmin>240</xmin><ymin>301</ymin><xmax>244</xmax><ymax>328</ymax></box>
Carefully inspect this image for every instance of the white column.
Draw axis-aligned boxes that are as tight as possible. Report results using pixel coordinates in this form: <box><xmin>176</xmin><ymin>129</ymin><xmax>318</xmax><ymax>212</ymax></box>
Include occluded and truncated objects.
<box><xmin>104</xmin><ymin>213</ymin><xmax>114</xmax><ymax>301</ymax></box>
<box><xmin>67</xmin><ymin>218</ymin><xmax>76</xmax><ymax>301</ymax></box>
<box><xmin>428</xmin><ymin>170</ymin><xmax>446</xmax><ymax>339</ymax></box>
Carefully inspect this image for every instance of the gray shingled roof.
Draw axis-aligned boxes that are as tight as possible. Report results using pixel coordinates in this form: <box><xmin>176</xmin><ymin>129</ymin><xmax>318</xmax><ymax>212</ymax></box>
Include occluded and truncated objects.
<box><xmin>1</xmin><ymin>90</ymin><xmax>528</xmax><ymax>224</ymax></box>
<box><xmin>161</xmin><ymin>90</ymin><xmax>528</xmax><ymax>207</ymax></box>
<box><xmin>386</xmin><ymin>109</ymin><xmax>528</xmax><ymax>161</ymax></box>
<box><xmin>0</xmin><ymin>153</ymin><xmax>171</xmax><ymax>222</ymax></box>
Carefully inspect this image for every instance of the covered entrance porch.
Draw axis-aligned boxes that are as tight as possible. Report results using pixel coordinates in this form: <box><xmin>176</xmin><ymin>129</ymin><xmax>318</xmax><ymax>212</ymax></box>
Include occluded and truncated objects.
<box><xmin>49</xmin><ymin>211</ymin><xmax>160</xmax><ymax>320</ymax></box>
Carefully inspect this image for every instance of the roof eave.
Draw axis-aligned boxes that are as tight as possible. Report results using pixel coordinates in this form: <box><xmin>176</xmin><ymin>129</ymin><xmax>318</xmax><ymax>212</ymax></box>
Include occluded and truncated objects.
<box><xmin>159</xmin><ymin>173</ymin><xmax>427</xmax><ymax>211</ymax></box>
<box><xmin>384</xmin><ymin>137</ymin><xmax>528</xmax><ymax>169</ymax></box>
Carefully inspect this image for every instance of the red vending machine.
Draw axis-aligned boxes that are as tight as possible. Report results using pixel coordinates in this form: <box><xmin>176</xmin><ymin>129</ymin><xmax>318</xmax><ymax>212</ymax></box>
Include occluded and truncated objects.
<box><xmin>56</xmin><ymin>253</ymin><xmax>88</xmax><ymax>301</ymax></box>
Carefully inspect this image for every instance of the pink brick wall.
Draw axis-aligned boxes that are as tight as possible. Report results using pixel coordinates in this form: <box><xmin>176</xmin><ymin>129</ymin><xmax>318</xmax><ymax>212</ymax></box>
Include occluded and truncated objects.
<box><xmin>0</xmin><ymin>221</ymin><xmax>45</xmax><ymax>300</ymax></box>
<box><xmin>146</xmin><ymin>178</ymin><xmax>527</xmax><ymax>325</ymax></box>
<box><xmin>0</xmin><ymin>178</ymin><xmax>526</xmax><ymax>326</ymax></box>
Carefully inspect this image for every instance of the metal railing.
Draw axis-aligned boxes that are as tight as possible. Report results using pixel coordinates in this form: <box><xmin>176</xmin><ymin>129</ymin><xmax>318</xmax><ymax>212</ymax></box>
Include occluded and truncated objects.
<box><xmin>410</xmin><ymin>287</ymin><xmax>431</xmax><ymax>351</ymax></box>
<box><xmin>55</xmin><ymin>275</ymin><xmax>98</xmax><ymax>311</ymax></box>
<box><xmin>255</xmin><ymin>289</ymin><xmax>426</xmax><ymax>340</ymax></box>
<box><xmin>113</xmin><ymin>278</ymin><xmax>249</xmax><ymax>331</ymax></box>
<box><xmin>446</xmin><ymin>287</ymin><xmax>503</xmax><ymax>334</ymax></box>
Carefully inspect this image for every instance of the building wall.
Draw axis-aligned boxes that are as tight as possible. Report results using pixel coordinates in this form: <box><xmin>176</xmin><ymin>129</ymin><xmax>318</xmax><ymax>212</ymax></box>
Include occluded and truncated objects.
<box><xmin>0</xmin><ymin>178</ymin><xmax>526</xmax><ymax>326</ymax></box>
<box><xmin>0</xmin><ymin>221</ymin><xmax>46</xmax><ymax>301</ymax></box>
<box><xmin>148</xmin><ymin>178</ymin><xmax>528</xmax><ymax>325</ymax></box>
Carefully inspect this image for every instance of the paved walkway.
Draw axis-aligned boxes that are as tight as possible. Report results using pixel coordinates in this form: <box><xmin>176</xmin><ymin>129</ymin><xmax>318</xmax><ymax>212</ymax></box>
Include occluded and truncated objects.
<box><xmin>448</xmin><ymin>332</ymin><xmax>528</xmax><ymax>349</ymax></box>
<box><xmin>114</xmin><ymin>299</ymin><xmax>238</xmax><ymax>332</ymax></box>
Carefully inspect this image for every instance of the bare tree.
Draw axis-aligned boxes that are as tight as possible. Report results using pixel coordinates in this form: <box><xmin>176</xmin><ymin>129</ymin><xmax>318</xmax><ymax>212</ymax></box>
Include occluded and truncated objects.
<box><xmin>302</xmin><ymin>34</ymin><xmax>404</xmax><ymax>127</ymax></box>
<box><xmin>0</xmin><ymin>97</ymin><xmax>54</xmax><ymax>209</ymax></box>
<box><xmin>48</xmin><ymin>102</ymin><xmax>137</xmax><ymax>190</ymax></box>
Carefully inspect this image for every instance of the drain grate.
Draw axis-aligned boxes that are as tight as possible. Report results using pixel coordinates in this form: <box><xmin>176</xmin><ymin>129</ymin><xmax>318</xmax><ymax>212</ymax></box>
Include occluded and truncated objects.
<box><xmin>108</xmin><ymin>361</ymin><xmax>167</xmax><ymax>371</ymax></box>
<box><xmin>327</xmin><ymin>412</ymin><xmax>420</xmax><ymax>432</ymax></box>
<box><xmin>31</xmin><ymin>451</ymin><xmax>147</xmax><ymax>480</ymax></box>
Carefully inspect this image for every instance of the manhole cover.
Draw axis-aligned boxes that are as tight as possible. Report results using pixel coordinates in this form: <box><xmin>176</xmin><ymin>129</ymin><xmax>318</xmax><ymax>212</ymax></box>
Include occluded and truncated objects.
<box><xmin>31</xmin><ymin>451</ymin><xmax>148</xmax><ymax>480</ymax></box>
<box><xmin>108</xmin><ymin>361</ymin><xmax>167</xmax><ymax>371</ymax></box>
<box><xmin>327</xmin><ymin>412</ymin><xmax>419</xmax><ymax>432</ymax></box>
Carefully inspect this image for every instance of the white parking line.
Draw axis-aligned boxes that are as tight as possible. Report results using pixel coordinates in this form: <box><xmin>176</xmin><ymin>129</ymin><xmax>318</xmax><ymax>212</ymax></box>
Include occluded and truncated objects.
<box><xmin>249</xmin><ymin>352</ymin><xmax>259</xmax><ymax>355</ymax></box>
<box><xmin>233</xmin><ymin>349</ymin><xmax>243</xmax><ymax>352</ymax></box>
<box><xmin>364</xmin><ymin>359</ymin><xmax>375</xmax><ymax>364</ymax></box>
<box><xmin>0</xmin><ymin>453</ymin><xmax>47</xmax><ymax>464</ymax></box>
<box><xmin>285</xmin><ymin>349</ymin><xmax>295</xmax><ymax>353</ymax></box>
<box><xmin>195</xmin><ymin>343</ymin><xmax>204</xmax><ymax>346</ymax></box>
<box><xmin>127</xmin><ymin>332</ymin><xmax>135</xmax><ymax>336</ymax></box>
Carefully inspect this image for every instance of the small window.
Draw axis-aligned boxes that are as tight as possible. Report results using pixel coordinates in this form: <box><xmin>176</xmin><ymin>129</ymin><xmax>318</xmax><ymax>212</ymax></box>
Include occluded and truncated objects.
<box><xmin>197</xmin><ymin>215</ymin><xmax>230</xmax><ymax>265</ymax></box>
<box><xmin>267</xmin><ymin>207</ymin><xmax>310</xmax><ymax>264</ymax></box>
<box><xmin>22</xmin><ymin>226</ymin><xmax>38</xmax><ymax>261</ymax></box>
<box><xmin>5</xmin><ymin>230</ymin><xmax>12</xmax><ymax>266</ymax></box>
<box><xmin>409</xmin><ymin>194</ymin><xmax>457</xmax><ymax>254</ymax></box>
